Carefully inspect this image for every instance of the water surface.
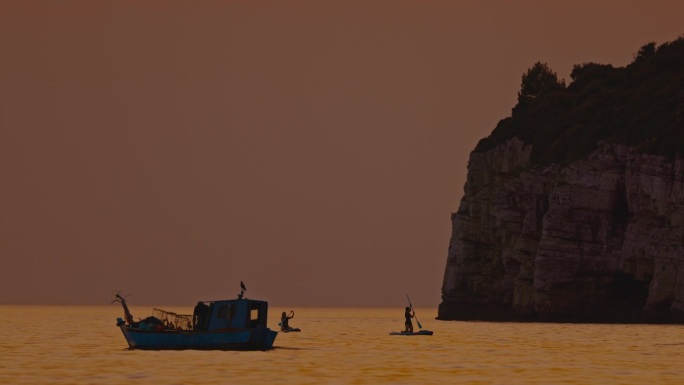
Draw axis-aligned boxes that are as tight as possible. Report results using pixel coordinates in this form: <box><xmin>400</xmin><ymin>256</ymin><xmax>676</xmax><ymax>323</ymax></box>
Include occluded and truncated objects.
<box><xmin>1</xmin><ymin>305</ymin><xmax>683</xmax><ymax>384</ymax></box>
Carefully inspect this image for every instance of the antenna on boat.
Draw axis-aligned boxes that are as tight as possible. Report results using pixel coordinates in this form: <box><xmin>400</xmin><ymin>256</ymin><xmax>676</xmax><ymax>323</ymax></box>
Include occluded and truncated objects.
<box><xmin>238</xmin><ymin>281</ymin><xmax>247</xmax><ymax>299</ymax></box>
<box><xmin>111</xmin><ymin>291</ymin><xmax>134</xmax><ymax>325</ymax></box>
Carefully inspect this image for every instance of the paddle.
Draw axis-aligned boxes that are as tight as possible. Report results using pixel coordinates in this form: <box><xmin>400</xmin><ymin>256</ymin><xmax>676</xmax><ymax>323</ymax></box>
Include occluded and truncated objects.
<box><xmin>406</xmin><ymin>295</ymin><xmax>423</xmax><ymax>329</ymax></box>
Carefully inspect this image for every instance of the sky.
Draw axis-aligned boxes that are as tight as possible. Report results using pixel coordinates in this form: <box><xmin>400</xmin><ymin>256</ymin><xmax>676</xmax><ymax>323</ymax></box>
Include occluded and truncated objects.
<box><xmin>1</xmin><ymin>1</ymin><xmax>682</xmax><ymax>308</ymax></box>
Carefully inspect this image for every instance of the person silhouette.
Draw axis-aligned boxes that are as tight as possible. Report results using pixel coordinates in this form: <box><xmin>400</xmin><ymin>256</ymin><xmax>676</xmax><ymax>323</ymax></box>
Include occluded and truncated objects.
<box><xmin>193</xmin><ymin>301</ymin><xmax>209</xmax><ymax>331</ymax></box>
<box><xmin>280</xmin><ymin>310</ymin><xmax>295</xmax><ymax>331</ymax></box>
<box><xmin>404</xmin><ymin>306</ymin><xmax>415</xmax><ymax>333</ymax></box>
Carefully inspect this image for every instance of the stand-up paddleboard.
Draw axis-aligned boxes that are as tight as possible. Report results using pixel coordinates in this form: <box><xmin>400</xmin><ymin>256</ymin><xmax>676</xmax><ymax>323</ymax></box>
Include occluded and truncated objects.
<box><xmin>281</xmin><ymin>328</ymin><xmax>301</xmax><ymax>333</ymax></box>
<box><xmin>389</xmin><ymin>330</ymin><xmax>433</xmax><ymax>336</ymax></box>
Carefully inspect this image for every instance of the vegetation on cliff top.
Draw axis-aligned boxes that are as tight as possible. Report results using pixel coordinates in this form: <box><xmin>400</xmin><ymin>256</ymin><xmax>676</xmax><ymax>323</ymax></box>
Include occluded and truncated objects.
<box><xmin>475</xmin><ymin>37</ymin><xmax>684</xmax><ymax>165</ymax></box>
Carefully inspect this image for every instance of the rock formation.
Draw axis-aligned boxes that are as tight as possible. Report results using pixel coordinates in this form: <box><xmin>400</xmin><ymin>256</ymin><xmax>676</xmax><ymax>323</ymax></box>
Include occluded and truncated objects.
<box><xmin>439</xmin><ymin>38</ymin><xmax>684</xmax><ymax>323</ymax></box>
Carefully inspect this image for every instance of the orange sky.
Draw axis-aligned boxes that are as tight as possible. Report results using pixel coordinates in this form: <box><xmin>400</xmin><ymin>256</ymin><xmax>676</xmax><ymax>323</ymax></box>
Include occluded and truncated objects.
<box><xmin>1</xmin><ymin>1</ymin><xmax>682</xmax><ymax>307</ymax></box>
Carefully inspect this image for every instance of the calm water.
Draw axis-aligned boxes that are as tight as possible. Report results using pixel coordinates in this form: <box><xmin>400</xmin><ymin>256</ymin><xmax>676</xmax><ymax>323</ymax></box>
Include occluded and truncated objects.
<box><xmin>2</xmin><ymin>305</ymin><xmax>684</xmax><ymax>384</ymax></box>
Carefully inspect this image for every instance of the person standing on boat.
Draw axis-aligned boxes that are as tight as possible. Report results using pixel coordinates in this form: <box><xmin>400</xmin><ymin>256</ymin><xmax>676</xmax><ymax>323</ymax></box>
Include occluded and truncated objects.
<box><xmin>280</xmin><ymin>311</ymin><xmax>295</xmax><ymax>331</ymax></box>
<box><xmin>193</xmin><ymin>301</ymin><xmax>209</xmax><ymax>331</ymax></box>
<box><xmin>404</xmin><ymin>306</ymin><xmax>415</xmax><ymax>333</ymax></box>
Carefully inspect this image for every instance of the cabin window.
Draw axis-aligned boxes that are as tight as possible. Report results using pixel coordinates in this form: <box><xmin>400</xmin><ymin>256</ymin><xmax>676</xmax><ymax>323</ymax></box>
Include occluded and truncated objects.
<box><xmin>250</xmin><ymin>308</ymin><xmax>259</xmax><ymax>321</ymax></box>
<box><xmin>217</xmin><ymin>304</ymin><xmax>235</xmax><ymax>319</ymax></box>
<box><xmin>218</xmin><ymin>305</ymin><xmax>228</xmax><ymax>319</ymax></box>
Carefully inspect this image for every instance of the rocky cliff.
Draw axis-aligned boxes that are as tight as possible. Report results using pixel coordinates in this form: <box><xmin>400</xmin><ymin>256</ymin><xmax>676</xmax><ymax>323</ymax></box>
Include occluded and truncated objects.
<box><xmin>439</xmin><ymin>38</ymin><xmax>684</xmax><ymax>323</ymax></box>
<box><xmin>439</xmin><ymin>138</ymin><xmax>684</xmax><ymax>322</ymax></box>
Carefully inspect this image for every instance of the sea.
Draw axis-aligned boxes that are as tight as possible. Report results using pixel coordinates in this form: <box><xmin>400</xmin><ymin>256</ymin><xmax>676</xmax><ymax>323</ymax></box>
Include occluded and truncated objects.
<box><xmin>2</xmin><ymin>305</ymin><xmax>684</xmax><ymax>385</ymax></box>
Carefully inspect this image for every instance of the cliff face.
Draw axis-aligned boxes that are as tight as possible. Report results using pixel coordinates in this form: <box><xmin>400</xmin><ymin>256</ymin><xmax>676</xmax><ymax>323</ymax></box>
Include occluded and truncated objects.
<box><xmin>439</xmin><ymin>137</ymin><xmax>684</xmax><ymax>322</ymax></box>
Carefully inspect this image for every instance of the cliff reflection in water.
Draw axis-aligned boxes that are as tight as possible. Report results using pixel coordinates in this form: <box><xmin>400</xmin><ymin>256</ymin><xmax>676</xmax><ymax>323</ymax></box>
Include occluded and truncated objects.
<box><xmin>2</xmin><ymin>305</ymin><xmax>684</xmax><ymax>384</ymax></box>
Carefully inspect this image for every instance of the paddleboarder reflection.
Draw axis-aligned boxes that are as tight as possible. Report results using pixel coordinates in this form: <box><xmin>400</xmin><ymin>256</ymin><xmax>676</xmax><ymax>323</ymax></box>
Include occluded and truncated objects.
<box><xmin>404</xmin><ymin>306</ymin><xmax>415</xmax><ymax>333</ymax></box>
<box><xmin>280</xmin><ymin>310</ymin><xmax>295</xmax><ymax>331</ymax></box>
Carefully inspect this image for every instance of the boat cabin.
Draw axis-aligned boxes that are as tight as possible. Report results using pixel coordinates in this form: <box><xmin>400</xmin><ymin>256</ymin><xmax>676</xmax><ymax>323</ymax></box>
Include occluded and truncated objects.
<box><xmin>193</xmin><ymin>298</ymin><xmax>269</xmax><ymax>332</ymax></box>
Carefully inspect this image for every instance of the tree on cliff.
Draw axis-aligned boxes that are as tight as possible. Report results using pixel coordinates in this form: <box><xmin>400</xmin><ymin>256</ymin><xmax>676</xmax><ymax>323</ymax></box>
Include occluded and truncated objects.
<box><xmin>569</xmin><ymin>62</ymin><xmax>614</xmax><ymax>83</ymax></box>
<box><xmin>634</xmin><ymin>41</ymin><xmax>657</xmax><ymax>61</ymax></box>
<box><xmin>513</xmin><ymin>62</ymin><xmax>565</xmax><ymax>114</ymax></box>
<box><xmin>475</xmin><ymin>36</ymin><xmax>684</xmax><ymax>164</ymax></box>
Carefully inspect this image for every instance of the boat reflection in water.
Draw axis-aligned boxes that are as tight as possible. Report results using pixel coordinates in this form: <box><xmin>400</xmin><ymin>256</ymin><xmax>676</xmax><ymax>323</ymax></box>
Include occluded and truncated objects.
<box><xmin>113</xmin><ymin>284</ymin><xmax>278</xmax><ymax>350</ymax></box>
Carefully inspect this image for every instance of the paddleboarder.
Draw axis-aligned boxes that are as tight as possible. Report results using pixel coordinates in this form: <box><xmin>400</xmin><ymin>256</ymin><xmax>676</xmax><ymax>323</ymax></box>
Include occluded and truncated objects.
<box><xmin>280</xmin><ymin>310</ymin><xmax>295</xmax><ymax>331</ymax></box>
<box><xmin>404</xmin><ymin>306</ymin><xmax>415</xmax><ymax>333</ymax></box>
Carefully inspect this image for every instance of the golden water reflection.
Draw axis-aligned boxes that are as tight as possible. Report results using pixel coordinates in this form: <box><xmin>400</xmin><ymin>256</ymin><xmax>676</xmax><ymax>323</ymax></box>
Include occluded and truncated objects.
<box><xmin>1</xmin><ymin>306</ymin><xmax>683</xmax><ymax>384</ymax></box>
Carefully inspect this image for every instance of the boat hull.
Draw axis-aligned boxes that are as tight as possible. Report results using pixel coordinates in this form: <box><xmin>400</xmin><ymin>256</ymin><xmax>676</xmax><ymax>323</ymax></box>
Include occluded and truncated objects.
<box><xmin>119</xmin><ymin>325</ymin><xmax>278</xmax><ymax>350</ymax></box>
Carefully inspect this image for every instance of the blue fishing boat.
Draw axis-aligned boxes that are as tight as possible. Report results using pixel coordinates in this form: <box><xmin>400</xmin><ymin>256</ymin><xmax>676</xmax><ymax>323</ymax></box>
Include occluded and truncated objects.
<box><xmin>113</xmin><ymin>283</ymin><xmax>278</xmax><ymax>350</ymax></box>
